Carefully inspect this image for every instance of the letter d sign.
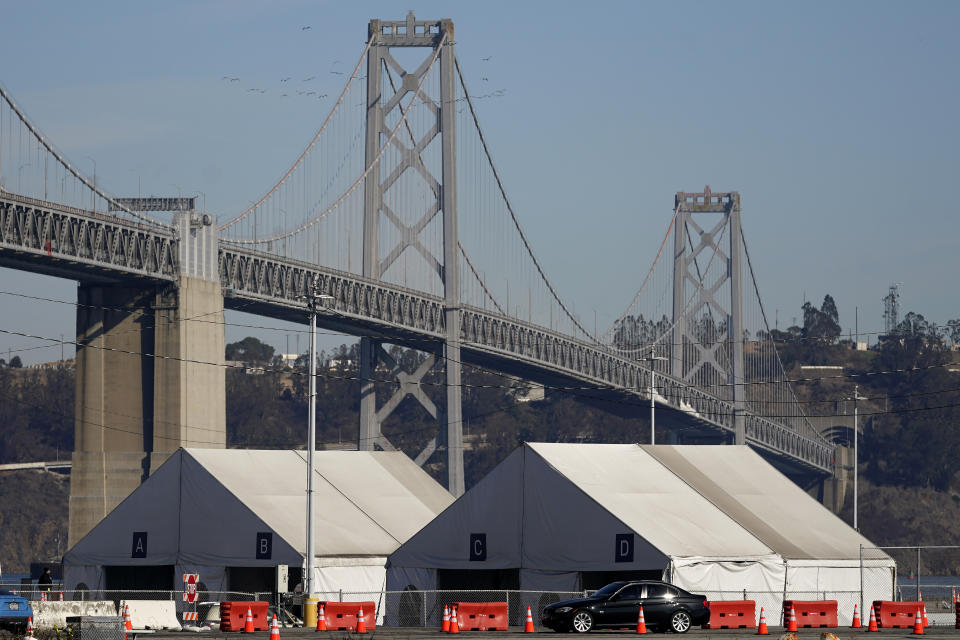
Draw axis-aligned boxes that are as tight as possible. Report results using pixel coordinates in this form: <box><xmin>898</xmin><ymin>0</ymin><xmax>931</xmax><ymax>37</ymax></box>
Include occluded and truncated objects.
<box><xmin>615</xmin><ymin>533</ymin><xmax>634</xmax><ymax>563</ymax></box>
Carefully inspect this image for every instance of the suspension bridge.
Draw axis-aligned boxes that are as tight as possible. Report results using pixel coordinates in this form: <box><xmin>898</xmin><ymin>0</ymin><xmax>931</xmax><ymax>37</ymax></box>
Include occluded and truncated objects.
<box><xmin>0</xmin><ymin>13</ymin><xmax>836</xmax><ymax>545</ymax></box>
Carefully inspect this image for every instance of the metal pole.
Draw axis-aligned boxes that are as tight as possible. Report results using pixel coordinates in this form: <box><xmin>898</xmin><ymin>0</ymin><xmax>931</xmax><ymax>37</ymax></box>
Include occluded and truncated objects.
<box><xmin>650</xmin><ymin>347</ymin><xmax>656</xmax><ymax>445</ymax></box>
<box><xmin>859</xmin><ymin>544</ymin><xmax>864</xmax><ymax>617</ymax></box>
<box><xmin>306</xmin><ymin>283</ymin><xmax>318</xmax><ymax>600</ymax></box>
<box><xmin>916</xmin><ymin>547</ymin><xmax>921</xmax><ymax>602</ymax></box>
<box><xmin>851</xmin><ymin>385</ymin><xmax>865</xmax><ymax>531</ymax></box>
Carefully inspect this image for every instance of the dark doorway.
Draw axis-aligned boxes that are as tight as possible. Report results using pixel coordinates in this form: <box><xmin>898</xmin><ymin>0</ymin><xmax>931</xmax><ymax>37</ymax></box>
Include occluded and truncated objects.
<box><xmin>227</xmin><ymin>567</ymin><xmax>276</xmax><ymax>593</ymax></box>
<box><xmin>104</xmin><ymin>565</ymin><xmax>174</xmax><ymax>590</ymax></box>
<box><xmin>580</xmin><ymin>570</ymin><xmax>663</xmax><ymax>591</ymax></box>
<box><xmin>437</xmin><ymin>568</ymin><xmax>519</xmax><ymax>590</ymax></box>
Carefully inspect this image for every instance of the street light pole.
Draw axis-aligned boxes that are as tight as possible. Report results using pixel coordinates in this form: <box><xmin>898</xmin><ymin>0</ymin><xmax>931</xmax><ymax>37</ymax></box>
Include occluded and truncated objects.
<box><xmin>301</xmin><ymin>280</ymin><xmax>333</xmax><ymax>604</ymax></box>
<box><xmin>851</xmin><ymin>385</ymin><xmax>866</xmax><ymax>531</ymax></box>
<box><xmin>647</xmin><ymin>346</ymin><xmax>668</xmax><ymax>444</ymax></box>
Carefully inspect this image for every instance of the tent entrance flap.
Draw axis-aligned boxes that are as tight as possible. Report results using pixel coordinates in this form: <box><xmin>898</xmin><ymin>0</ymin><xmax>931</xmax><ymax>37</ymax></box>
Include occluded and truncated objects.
<box><xmin>228</xmin><ymin>567</ymin><xmax>277</xmax><ymax>593</ymax></box>
<box><xmin>581</xmin><ymin>570</ymin><xmax>664</xmax><ymax>591</ymax></box>
<box><xmin>438</xmin><ymin>569</ymin><xmax>519</xmax><ymax>590</ymax></box>
<box><xmin>105</xmin><ymin>565</ymin><xmax>174</xmax><ymax>590</ymax></box>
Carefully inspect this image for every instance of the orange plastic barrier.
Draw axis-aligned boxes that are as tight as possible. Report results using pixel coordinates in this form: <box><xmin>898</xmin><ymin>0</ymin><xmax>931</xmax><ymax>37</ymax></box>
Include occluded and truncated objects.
<box><xmin>782</xmin><ymin>601</ymin><xmax>838</xmax><ymax>628</ymax></box>
<box><xmin>873</xmin><ymin>601</ymin><xmax>924</xmax><ymax>629</ymax></box>
<box><xmin>448</xmin><ymin>602</ymin><xmax>509</xmax><ymax>631</ymax></box>
<box><xmin>220</xmin><ymin>601</ymin><xmax>269</xmax><ymax>632</ymax></box>
<box><xmin>702</xmin><ymin>601</ymin><xmax>755</xmax><ymax>629</ymax></box>
<box><xmin>319</xmin><ymin>601</ymin><xmax>376</xmax><ymax>632</ymax></box>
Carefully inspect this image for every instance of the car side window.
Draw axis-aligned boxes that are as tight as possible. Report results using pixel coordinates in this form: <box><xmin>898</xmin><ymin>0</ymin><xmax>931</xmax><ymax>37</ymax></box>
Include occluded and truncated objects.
<box><xmin>646</xmin><ymin>584</ymin><xmax>676</xmax><ymax>599</ymax></box>
<box><xmin>614</xmin><ymin>584</ymin><xmax>644</xmax><ymax>601</ymax></box>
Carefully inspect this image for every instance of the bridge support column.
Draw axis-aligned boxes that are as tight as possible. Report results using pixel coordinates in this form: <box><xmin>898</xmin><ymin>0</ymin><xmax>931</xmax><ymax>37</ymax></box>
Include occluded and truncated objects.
<box><xmin>69</xmin><ymin>285</ymin><xmax>155</xmax><ymax>547</ymax></box>
<box><xmin>69</xmin><ymin>212</ymin><xmax>225</xmax><ymax>546</ymax></box>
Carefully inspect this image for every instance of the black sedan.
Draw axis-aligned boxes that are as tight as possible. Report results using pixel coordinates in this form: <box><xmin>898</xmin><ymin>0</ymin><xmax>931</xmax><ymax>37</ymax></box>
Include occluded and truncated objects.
<box><xmin>541</xmin><ymin>580</ymin><xmax>710</xmax><ymax>633</ymax></box>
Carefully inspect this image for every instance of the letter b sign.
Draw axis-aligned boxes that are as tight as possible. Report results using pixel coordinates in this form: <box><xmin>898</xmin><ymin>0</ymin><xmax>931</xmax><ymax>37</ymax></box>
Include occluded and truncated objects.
<box><xmin>256</xmin><ymin>532</ymin><xmax>273</xmax><ymax>559</ymax></box>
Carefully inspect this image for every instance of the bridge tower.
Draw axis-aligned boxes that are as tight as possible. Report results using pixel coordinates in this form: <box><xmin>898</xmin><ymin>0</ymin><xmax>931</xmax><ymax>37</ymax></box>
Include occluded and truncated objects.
<box><xmin>69</xmin><ymin>201</ymin><xmax>226</xmax><ymax>545</ymax></box>
<box><xmin>671</xmin><ymin>187</ymin><xmax>746</xmax><ymax>444</ymax></box>
<box><xmin>359</xmin><ymin>14</ymin><xmax>464</xmax><ymax>495</ymax></box>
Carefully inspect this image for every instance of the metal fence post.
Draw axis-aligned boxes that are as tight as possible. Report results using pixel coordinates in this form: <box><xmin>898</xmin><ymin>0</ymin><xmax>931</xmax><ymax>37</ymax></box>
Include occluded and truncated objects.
<box><xmin>916</xmin><ymin>546</ymin><xmax>921</xmax><ymax>602</ymax></box>
<box><xmin>860</xmin><ymin>544</ymin><xmax>864</xmax><ymax>615</ymax></box>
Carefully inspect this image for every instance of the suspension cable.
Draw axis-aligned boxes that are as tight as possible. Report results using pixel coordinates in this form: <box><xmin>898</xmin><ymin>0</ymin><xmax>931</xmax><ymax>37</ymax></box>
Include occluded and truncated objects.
<box><xmin>0</xmin><ymin>84</ymin><xmax>170</xmax><ymax>229</ymax></box>
<box><xmin>225</xmin><ymin>32</ymin><xmax>447</xmax><ymax>245</ymax></box>
<box><xmin>454</xmin><ymin>57</ymin><xmax>598</xmax><ymax>344</ymax></box>
<box><xmin>218</xmin><ymin>36</ymin><xmax>374</xmax><ymax>231</ymax></box>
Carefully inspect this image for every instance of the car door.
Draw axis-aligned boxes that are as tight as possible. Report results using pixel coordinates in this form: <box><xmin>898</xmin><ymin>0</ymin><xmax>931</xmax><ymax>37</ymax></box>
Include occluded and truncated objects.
<box><xmin>641</xmin><ymin>584</ymin><xmax>678</xmax><ymax>628</ymax></box>
<box><xmin>601</xmin><ymin>583</ymin><xmax>644</xmax><ymax>627</ymax></box>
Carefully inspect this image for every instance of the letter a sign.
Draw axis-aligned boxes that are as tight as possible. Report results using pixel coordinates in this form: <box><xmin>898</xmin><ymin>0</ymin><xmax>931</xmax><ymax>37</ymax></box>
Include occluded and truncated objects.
<box><xmin>131</xmin><ymin>532</ymin><xmax>148</xmax><ymax>558</ymax></box>
<box><xmin>183</xmin><ymin>573</ymin><xmax>199</xmax><ymax>603</ymax></box>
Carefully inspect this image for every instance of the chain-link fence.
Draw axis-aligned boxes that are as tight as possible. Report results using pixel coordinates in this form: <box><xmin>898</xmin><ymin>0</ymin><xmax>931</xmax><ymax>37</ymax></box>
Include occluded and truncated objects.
<box><xmin>863</xmin><ymin>545</ymin><xmax>960</xmax><ymax>627</ymax></box>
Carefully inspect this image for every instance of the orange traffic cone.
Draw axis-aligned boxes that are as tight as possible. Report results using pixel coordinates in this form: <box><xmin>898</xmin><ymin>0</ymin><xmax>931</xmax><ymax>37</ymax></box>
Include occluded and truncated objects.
<box><xmin>59</xmin><ymin>592</ymin><xmax>64</xmax><ymax>601</ymax></box>
<box><xmin>756</xmin><ymin>607</ymin><xmax>768</xmax><ymax>635</ymax></box>
<box><xmin>270</xmin><ymin>614</ymin><xmax>281</xmax><ymax>640</ymax></box>
<box><xmin>635</xmin><ymin>604</ymin><xmax>646</xmax><ymax>634</ymax></box>
<box><xmin>356</xmin><ymin>606</ymin><xmax>367</xmax><ymax>634</ymax></box>
<box><xmin>787</xmin><ymin>605</ymin><xmax>797</xmax><ymax>632</ymax></box>
<box><xmin>244</xmin><ymin>607</ymin><xmax>255</xmax><ymax>633</ymax></box>
<box><xmin>441</xmin><ymin>605</ymin><xmax>450</xmax><ymax>632</ymax></box>
<box><xmin>41</xmin><ymin>592</ymin><xmax>47</xmax><ymax>602</ymax></box>
<box><xmin>525</xmin><ymin>606</ymin><xmax>536</xmax><ymax>633</ymax></box>
<box><xmin>922</xmin><ymin>602</ymin><xmax>929</xmax><ymax>628</ymax></box>
<box><xmin>26</xmin><ymin>616</ymin><xmax>34</xmax><ymax>639</ymax></box>
<box><xmin>450</xmin><ymin>606</ymin><xmax>460</xmax><ymax>634</ymax></box>
<box><xmin>852</xmin><ymin>604</ymin><xmax>862</xmax><ymax>628</ymax></box>
<box><xmin>867</xmin><ymin>605</ymin><xmax>879</xmax><ymax>632</ymax></box>
<box><xmin>124</xmin><ymin>604</ymin><xmax>133</xmax><ymax>631</ymax></box>
<box><xmin>912</xmin><ymin>609</ymin><xmax>923</xmax><ymax>635</ymax></box>
<box><xmin>316</xmin><ymin>604</ymin><xmax>327</xmax><ymax>631</ymax></box>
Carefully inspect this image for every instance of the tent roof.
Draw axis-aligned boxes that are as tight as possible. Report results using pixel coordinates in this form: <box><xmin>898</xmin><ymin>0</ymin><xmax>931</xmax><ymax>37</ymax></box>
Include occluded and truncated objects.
<box><xmin>642</xmin><ymin>445</ymin><xmax>881</xmax><ymax>560</ymax></box>
<box><xmin>183</xmin><ymin>448</ymin><xmax>454</xmax><ymax>556</ymax></box>
<box><xmin>527</xmin><ymin>443</ymin><xmax>775</xmax><ymax>559</ymax></box>
<box><xmin>65</xmin><ymin>448</ymin><xmax>453</xmax><ymax>565</ymax></box>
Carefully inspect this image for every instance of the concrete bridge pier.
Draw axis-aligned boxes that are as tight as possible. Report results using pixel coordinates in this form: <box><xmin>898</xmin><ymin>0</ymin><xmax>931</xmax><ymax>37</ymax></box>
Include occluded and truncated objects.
<box><xmin>68</xmin><ymin>211</ymin><xmax>224</xmax><ymax>546</ymax></box>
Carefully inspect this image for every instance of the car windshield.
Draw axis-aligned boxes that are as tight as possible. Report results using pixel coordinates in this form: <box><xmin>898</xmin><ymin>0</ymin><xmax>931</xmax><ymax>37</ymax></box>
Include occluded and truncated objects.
<box><xmin>593</xmin><ymin>582</ymin><xmax>626</xmax><ymax>598</ymax></box>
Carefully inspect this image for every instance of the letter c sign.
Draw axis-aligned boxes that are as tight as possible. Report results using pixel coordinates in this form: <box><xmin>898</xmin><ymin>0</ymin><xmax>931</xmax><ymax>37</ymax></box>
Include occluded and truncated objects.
<box><xmin>469</xmin><ymin>533</ymin><xmax>486</xmax><ymax>561</ymax></box>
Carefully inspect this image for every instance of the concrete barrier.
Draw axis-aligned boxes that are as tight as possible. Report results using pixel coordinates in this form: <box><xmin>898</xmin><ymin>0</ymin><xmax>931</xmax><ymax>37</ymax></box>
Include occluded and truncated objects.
<box><xmin>120</xmin><ymin>600</ymin><xmax>182</xmax><ymax>631</ymax></box>
<box><xmin>33</xmin><ymin>601</ymin><xmax>117</xmax><ymax>629</ymax></box>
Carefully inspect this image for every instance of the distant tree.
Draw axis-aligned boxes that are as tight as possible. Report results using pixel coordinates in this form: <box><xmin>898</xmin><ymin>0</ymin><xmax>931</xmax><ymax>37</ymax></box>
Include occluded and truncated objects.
<box><xmin>948</xmin><ymin>318</ymin><xmax>960</xmax><ymax>346</ymax></box>
<box><xmin>225</xmin><ymin>336</ymin><xmax>275</xmax><ymax>364</ymax></box>
<box><xmin>9</xmin><ymin>356</ymin><xmax>22</xmax><ymax>368</ymax></box>
<box><xmin>801</xmin><ymin>295</ymin><xmax>841</xmax><ymax>343</ymax></box>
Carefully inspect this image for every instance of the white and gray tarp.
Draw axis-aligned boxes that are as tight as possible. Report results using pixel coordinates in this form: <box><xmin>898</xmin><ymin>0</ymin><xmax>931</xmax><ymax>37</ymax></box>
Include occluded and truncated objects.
<box><xmin>387</xmin><ymin>443</ymin><xmax>893</xmax><ymax>622</ymax></box>
<box><xmin>64</xmin><ymin>448</ymin><xmax>454</xmax><ymax>610</ymax></box>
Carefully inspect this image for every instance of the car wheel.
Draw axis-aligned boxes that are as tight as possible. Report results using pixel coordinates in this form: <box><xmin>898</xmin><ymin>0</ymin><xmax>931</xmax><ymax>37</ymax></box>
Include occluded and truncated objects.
<box><xmin>669</xmin><ymin>610</ymin><xmax>692</xmax><ymax>633</ymax></box>
<box><xmin>571</xmin><ymin>611</ymin><xmax>594</xmax><ymax>633</ymax></box>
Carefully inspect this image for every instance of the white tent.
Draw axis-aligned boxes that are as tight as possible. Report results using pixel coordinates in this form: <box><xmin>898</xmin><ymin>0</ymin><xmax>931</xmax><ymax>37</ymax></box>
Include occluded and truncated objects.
<box><xmin>387</xmin><ymin>443</ymin><xmax>892</xmax><ymax>621</ymax></box>
<box><xmin>64</xmin><ymin>448</ymin><xmax>453</xmax><ymax>601</ymax></box>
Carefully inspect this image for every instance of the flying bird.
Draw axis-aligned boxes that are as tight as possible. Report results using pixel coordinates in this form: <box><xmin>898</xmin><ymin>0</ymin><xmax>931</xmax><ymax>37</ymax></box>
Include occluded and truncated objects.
<box><xmin>481</xmin><ymin>56</ymin><xmax>492</xmax><ymax>61</ymax></box>
<box><xmin>332</xmin><ymin>59</ymin><xmax>341</xmax><ymax>65</ymax></box>
<box><xmin>318</xmin><ymin>93</ymin><xmax>328</xmax><ymax>98</ymax></box>
<box><xmin>301</xmin><ymin>25</ymin><xmax>311</xmax><ymax>30</ymax></box>
<box><xmin>306</xmin><ymin>91</ymin><xmax>316</xmax><ymax>96</ymax></box>
<box><xmin>281</xmin><ymin>77</ymin><xmax>291</xmax><ymax>82</ymax></box>
<box><xmin>247</xmin><ymin>88</ymin><xmax>258</xmax><ymax>92</ymax></box>
<box><xmin>303</xmin><ymin>76</ymin><xmax>315</xmax><ymax>82</ymax></box>
<box><xmin>330</xmin><ymin>70</ymin><xmax>344</xmax><ymax>75</ymax></box>
<box><xmin>482</xmin><ymin>77</ymin><xmax>489</xmax><ymax>82</ymax></box>
<box><xmin>281</xmin><ymin>93</ymin><xmax>288</xmax><ymax>97</ymax></box>
<box><xmin>230</xmin><ymin>77</ymin><xmax>240</xmax><ymax>82</ymax></box>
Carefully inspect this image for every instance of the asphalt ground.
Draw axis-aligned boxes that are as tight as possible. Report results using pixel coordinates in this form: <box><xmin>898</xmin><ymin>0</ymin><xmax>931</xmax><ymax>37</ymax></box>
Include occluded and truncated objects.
<box><xmin>134</xmin><ymin>628</ymin><xmax>960</xmax><ymax>640</ymax></box>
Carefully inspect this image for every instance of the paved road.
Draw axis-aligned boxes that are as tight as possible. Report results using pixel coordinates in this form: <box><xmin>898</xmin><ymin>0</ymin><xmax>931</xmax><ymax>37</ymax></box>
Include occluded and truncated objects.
<box><xmin>136</xmin><ymin>628</ymin><xmax>960</xmax><ymax>640</ymax></box>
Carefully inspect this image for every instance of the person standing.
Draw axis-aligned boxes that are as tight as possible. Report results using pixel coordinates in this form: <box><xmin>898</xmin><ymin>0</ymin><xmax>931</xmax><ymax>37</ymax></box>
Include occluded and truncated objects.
<box><xmin>37</xmin><ymin>568</ymin><xmax>53</xmax><ymax>592</ymax></box>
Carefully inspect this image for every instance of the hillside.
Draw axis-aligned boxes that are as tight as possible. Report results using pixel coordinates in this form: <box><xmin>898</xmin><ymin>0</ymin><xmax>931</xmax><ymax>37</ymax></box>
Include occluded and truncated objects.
<box><xmin>2</xmin><ymin>299</ymin><xmax>959</xmax><ymax>571</ymax></box>
<box><xmin>0</xmin><ymin>471</ymin><xmax>69</xmax><ymax>572</ymax></box>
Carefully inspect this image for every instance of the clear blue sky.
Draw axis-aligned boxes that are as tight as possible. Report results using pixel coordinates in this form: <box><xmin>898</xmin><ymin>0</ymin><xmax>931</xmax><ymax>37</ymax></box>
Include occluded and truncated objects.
<box><xmin>1</xmin><ymin>0</ymin><xmax>957</xmax><ymax>364</ymax></box>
